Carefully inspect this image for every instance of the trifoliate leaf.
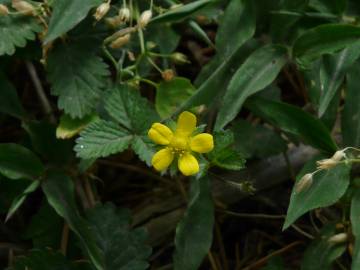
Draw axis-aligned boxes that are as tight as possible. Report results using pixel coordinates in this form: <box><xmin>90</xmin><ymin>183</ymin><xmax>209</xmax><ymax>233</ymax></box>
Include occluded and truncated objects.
<box><xmin>0</xmin><ymin>11</ymin><xmax>42</xmax><ymax>56</ymax></box>
<box><xmin>45</xmin><ymin>0</ymin><xmax>103</xmax><ymax>43</ymax></box>
<box><xmin>47</xmin><ymin>40</ymin><xmax>109</xmax><ymax>118</ymax></box>
<box><xmin>75</xmin><ymin>120</ymin><xmax>133</xmax><ymax>159</ymax></box>
<box><xmin>104</xmin><ymin>85</ymin><xmax>159</xmax><ymax>134</ymax></box>
<box><xmin>86</xmin><ymin>203</ymin><xmax>152</xmax><ymax>270</ymax></box>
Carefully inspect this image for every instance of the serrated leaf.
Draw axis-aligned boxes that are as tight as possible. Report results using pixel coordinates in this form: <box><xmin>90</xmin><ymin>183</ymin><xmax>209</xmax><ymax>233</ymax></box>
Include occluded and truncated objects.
<box><xmin>318</xmin><ymin>42</ymin><xmax>360</xmax><ymax>116</ymax></box>
<box><xmin>174</xmin><ymin>175</ymin><xmax>214</xmax><ymax>270</ymax></box>
<box><xmin>57</xmin><ymin>113</ymin><xmax>98</xmax><ymax>139</ymax></box>
<box><xmin>208</xmin><ymin>130</ymin><xmax>245</xmax><ymax>170</ymax></box>
<box><xmin>0</xmin><ymin>73</ymin><xmax>26</xmax><ymax>119</ymax></box>
<box><xmin>104</xmin><ymin>85</ymin><xmax>159</xmax><ymax>134</ymax></box>
<box><xmin>342</xmin><ymin>61</ymin><xmax>360</xmax><ymax>148</ymax></box>
<box><xmin>0</xmin><ymin>12</ymin><xmax>42</xmax><ymax>56</ymax></box>
<box><xmin>131</xmin><ymin>136</ymin><xmax>154</xmax><ymax>166</ymax></box>
<box><xmin>42</xmin><ymin>171</ymin><xmax>103</xmax><ymax>270</ymax></box>
<box><xmin>293</xmin><ymin>24</ymin><xmax>360</xmax><ymax>67</ymax></box>
<box><xmin>0</xmin><ymin>143</ymin><xmax>44</xmax><ymax>180</ymax></box>
<box><xmin>86</xmin><ymin>203</ymin><xmax>152</xmax><ymax>270</ymax></box>
<box><xmin>75</xmin><ymin>120</ymin><xmax>133</xmax><ymax>159</ymax></box>
<box><xmin>215</xmin><ymin>45</ymin><xmax>288</xmax><ymax>130</ymax></box>
<box><xmin>45</xmin><ymin>0</ymin><xmax>102</xmax><ymax>43</ymax></box>
<box><xmin>301</xmin><ymin>225</ymin><xmax>346</xmax><ymax>270</ymax></box>
<box><xmin>156</xmin><ymin>77</ymin><xmax>195</xmax><ymax>118</ymax></box>
<box><xmin>150</xmin><ymin>0</ymin><xmax>213</xmax><ymax>24</ymax></box>
<box><xmin>246</xmin><ymin>96</ymin><xmax>337</xmax><ymax>153</ymax></box>
<box><xmin>47</xmin><ymin>40</ymin><xmax>109</xmax><ymax>118</ymax></box>
<box><xmin>5</xmin><ymin>180</ymin><xmax>40</xmax><ymax>222</ymax></box>
<box><xmin>283</xmin><ymin>157</ymin><xmax>350</xmax><ymax>230</ymax></box>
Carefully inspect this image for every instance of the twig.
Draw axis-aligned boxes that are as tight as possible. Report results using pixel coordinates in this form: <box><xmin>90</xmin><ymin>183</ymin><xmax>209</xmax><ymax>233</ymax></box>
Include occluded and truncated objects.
<box><xmin>25</xmin><ymin>61</ymin><xmax>55</xmax><ymax>123</ymax></box>
<box><xmin>219</xmin><ymin>210</ymin><xmax>285</xmax><ymax>220</ymax></box>
<box><xmin>60</xmin><ymin>222</ymin><xmax>69</xmax><ymax>255</ymax></box>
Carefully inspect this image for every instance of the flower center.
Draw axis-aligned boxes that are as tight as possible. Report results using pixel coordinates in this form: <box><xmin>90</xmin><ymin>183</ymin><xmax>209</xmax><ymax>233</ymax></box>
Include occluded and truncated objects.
<box><xmin>170</xmin><ymin>136</ymin><xmax>189</xmax><ymax>154</ymax></box>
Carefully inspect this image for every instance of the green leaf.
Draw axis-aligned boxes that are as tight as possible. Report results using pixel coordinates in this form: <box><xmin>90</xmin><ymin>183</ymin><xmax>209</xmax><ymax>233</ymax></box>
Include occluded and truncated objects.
<box><xmin>246</xmin><ymin>96</ymin><xmax>337</xmax><ymax>153</ymax></box>
<box><xmin>293</xmin><ymin>24</ymin><xmax>360</xmax><ymax>67</ymax></box>
<box><xmin>0</xmin><ymin>13</ymin><xmax>42</xmax><ymax>56</ymax></box>
<box><xmin>174</xmin><ymin>175</ymin><xmax>214</xmax><ymax>270</ymax></box>
<box><xmin>215</xmin><ymin>0</ymin><xmax>255</xmax><ymax>59</ymax></box>
<box><xmin>56</xmin><ymin>113</ymin><xmax>98</xmax><ymax>139</ymax></box>
<box><xmin>156</xmin><ymin>77</ymin><xmax>195</xmax><ymax>118</ymax></box>
<box><xmin>318</xmin><ymin>42</ymin><xmax>360</xmax><ymax>116</ymax></box>
<box><xmin>309</xmin><ymin>0</ymin><xmax>346</xmax><ymax>14</ymax></box>
<box><xmin>11</xmin><ymin>249</ymin><xmax>80</xmax><ymax>270</ymax></box>
<box><xmin>5</xmin><ymin>180</ymin><xmax>40</xmax><ymax>222</ymax></box>
<box><xmin>24</xmin><ymin>201</ymin><xmax>62</xmax><ymax>249</ymax></box>
<box><xmin>208</xmin><ymin>130</ymin><xmax>246</xmax><ymax>170</ymax></box>
<box><xmin>47</xmin><ymin>39</ymin><xmax>109</xmax><ymax>118</ymax></box>
<box><xmin>231</xmin><ymin>120</ymin><xmax>287</xmax><ymax>158</ymax></box>
<box><xmin>342</xmin><ymin>61</ymin><xmax>360</xmax><ymax>147</ymax></box>
<box><xmin>0</xmin><ymin>143</ymin><xmax>44</xmax><ymax>180</ymax></box>
<box><xmin>24</xmin><ymin>121</ymin><xmax>74</xmax><ymax>165</ymax></box>
<box><xmin>283</xmin><ymin>157</ymin><xmax>350</xmax><ymax>229</ymax></box>
<box><xmin>0</xmin><ymin>73</ymin><xmax>25</xmax><ymax>119</ymax></box>
<box><xmin>183</xmin><ymin>40</ymin><xmax>259</xmax><ymax>110</ymax></box>
<box><xmin>86</xmin><ymin>203</ymin><xmax>152</xmax><ymax>270</ymax></box>
<box><xmin>42</xmin><ymin>171</ymin><xmax>103</xmax><ymax>270</ymax></box>
<box><xmin>260</xmin><ymin>257</ymin><xmax>285</xmax><ymax>270</ymax></box>
<box><xmin>150</xmin><ymin>0</ymin><xmax>213</xmax><ymax>24</ymax></box>
<box><xmin>215</xmin><ymin>45</ymin><xmax>288</xmax><ymax>130</ymax></box>
<box><xmin>104</xmin><ymin>85</ymin><xmax>159</xmax><ymax>134</ymax></box>
<box><xmin>45</xmin><ymin>0</ymin><xmax>102</xmax><ymax>43</ymax></box>
<box><xmin>301</xmin><ymin>225</ymin><xmax>346</xmax><ymax>270</ymax></box>
<box><xmin>75</xmin><ymin>120</ymin><xmax>133</xmax><ymax>159</ymax></box>
<box><xmin>131</xmin><ymin>136</ymin><xmax>155</xmax><ymax>166</ymax></box>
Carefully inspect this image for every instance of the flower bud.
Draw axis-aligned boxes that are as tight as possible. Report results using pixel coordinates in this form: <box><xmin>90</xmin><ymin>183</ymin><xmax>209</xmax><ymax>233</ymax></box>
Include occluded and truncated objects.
<box><xmin>94</xmin><ymin>1</ymin><xmax>110</xmax><ymax>21</ymax></box>
<box><xmin>138</xmin><ymin>10</ymin><xmax>152</xmax><ymax>28</ymax></box>
<box><xmin>328</xmin><ymin>233</ymin><xmax>348</xmax><ymax>244</ymax></box>
<box><xmin>12</xmin><ymin>0</ymin><xmax>35</xmax><ymax>15</ymax></box>
<box><xmin>162</xmin><ymin>69</ymin><xmax>174</xmax><ymax>81</ymax></box>
<box><xmin>119</xmin><ymin>7</ymin><xmax>130</xmax><ymax>22</ymax></box>
<box><xmin>331</xmin><ymin>150</ymin><xmax>346</xmax><ymax>162</ymax></box>
<box><xmin>0</xmin><ymin>4</ymin><xmax>9</xmax><ymax>16</ymax></box>
<box><xmin>105</xmin><ymin>16</ymin><xmax>123</xmax><ymax>28</ymax></box>
<box><xmin>170</xmin><ymin>52</ymin><xmax>190</xmax><ymax>64</ymax></box>
<box><xmin>316</xmin><ymin>158</ymin><xmax>339</xmax><ymax>170</ymax></box>
<box><xmin>295</xmin><ymin>173</ymin><xmax>313</xmax><ymax>193</ymax></box>
<box><xmin>109</xmin><ymin>33</ymin><xmax>130</xmax><ymax>49</ymax></box>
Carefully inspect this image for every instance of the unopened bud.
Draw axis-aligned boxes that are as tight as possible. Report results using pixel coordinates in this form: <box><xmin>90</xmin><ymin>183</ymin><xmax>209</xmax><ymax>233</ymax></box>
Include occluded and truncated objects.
<box><xmin>170</xmin><ymin>52</ymin><xmax>190</xmax><ymax>64</ymax></box>
<box><xmin>316</xmin><ymin>158</ymin><xmax>339</xmax><ymax>170</ymax></box>
<box><xmin>105</xmin><ymin>16</ymin><xmax>123</xmax><ymax>28</ymax></box>
<box><xmin>295</xmin><ymin>173</ymin><xmax>313</xmax><ymax>193</ymax></box>
<box><xmin>162</xmin><ymin>69</ymin><xmax>174</xmax><ymax>81</ymax></box>
<box><xmin>328</xmin><ymin>233</ymin><xmax>348</xmax><ymax>244</ymax></box>
<box><xmin>331</xmin><ymin>150</ymin><xmax>346</xmax><ymax>162</ymax></box>
<box><xmin>109</xmin><ymin>33</ymin><xmax>130</xmax><ymax>49</ymax></box>
<box><xmin>94</xmin><ymin>1</ymin><xmax>111</xmax><ymax>21</ymax></box>
<box><xmin>0</xmin><ymin>4</ymin><xmax>9</xmax><ymax>16</ymax></box>
<box><xmin>12</xmin><ymin>0</ymin><xmax>35</xmax><ymax>15</ymax></box>
<box><xmin>138</xmin><ymin>10</ymin><xmax>152</xmax><ymax>28</ymax></box>
<box><xmin>119</xmin><ymin>7</ymin><xmax>130</xmax><ymax>22</ymax></box>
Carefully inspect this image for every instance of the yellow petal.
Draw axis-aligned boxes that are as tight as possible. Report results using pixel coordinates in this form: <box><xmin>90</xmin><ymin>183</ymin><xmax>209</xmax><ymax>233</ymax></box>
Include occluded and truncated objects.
<box><xmin>176</xmin><ymin>111</ymin><xmax>196</xmax><ymax>136</ymax></box>
<box><xmin>190</xmin><ymin>133</ymin><xmax>214</xmax><ymax>153</ymax></box>
<box><xmin>178</xmin><ymin>153</ymin><xmax>199</xmax><ymax>176</ymax></box>
<box><xmin>148</xmin><ymin>123</ymin><xmax>173</xmax><ymax>145</ymax></box>
<box><xmin>152</xmin><ymin>148</ymin><xmax>174</xmax><ymax>171</ymax></box>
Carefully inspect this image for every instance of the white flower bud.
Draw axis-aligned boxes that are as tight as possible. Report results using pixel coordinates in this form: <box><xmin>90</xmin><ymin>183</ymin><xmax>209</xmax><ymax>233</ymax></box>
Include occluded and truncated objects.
<box><xmin>12</xmin><ymin>0</ymin><xmax>35</xmax><ymax>15</ymax></box>
<box><xmin>295</xmin><ymin>173</ymin><xmax>313</xmax><ymax>193</ymax></box>
<box><xmin>118</xmin><ymin>7</ymin><xmax>130</xmax><ymax>22</ymax></box>
<box><xmin>328</xmin><ymin>233</ymin><xmax>348</xmax><ymax>244</ymax></box>
<box><xmin>331</xmin><ymin>150</ymin><xmax>346</xmax><ymax>162</ymax></box>
<box><xmin>316</xmin><ymin>158</ymin><xmax>339</xmax><ymax>170</ymax></box>
<box><xmin>138</xmin><ymin>10</ymin><xmax>152</xmax><ymax>28</ymax></box>
<box><xmin>109</xmin><ymin>33</ymin><xmax>131</xmax><ymax>49</ymax></box>
<box><xmin>170</xmin><ymin>52</ymin><xmax>190</xmax><ymax>64</ymax></box>
<box><xmin>0</xmin><ymin>4</ymin><xmax>9</xmax><ymax>16</ymax></box>
<box><xmin>94</xmin><ymin>1</ymin><xmax>110</xmax><ymax>21</ymax></box>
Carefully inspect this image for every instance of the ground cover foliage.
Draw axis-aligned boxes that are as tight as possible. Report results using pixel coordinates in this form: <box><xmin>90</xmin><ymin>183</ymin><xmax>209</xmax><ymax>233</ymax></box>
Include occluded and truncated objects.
<box><xmin>0</xmin><ymin>0</ymin><xmax>360</xmax><ymax>269</ymax></box>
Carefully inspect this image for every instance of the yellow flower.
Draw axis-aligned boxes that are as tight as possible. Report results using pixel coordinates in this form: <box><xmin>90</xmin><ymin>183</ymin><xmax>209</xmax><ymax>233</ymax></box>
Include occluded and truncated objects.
<box><xmin>148</xmin><ymin>111</ymin><xmax>214</xmax><ymax>176</ymax></box>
